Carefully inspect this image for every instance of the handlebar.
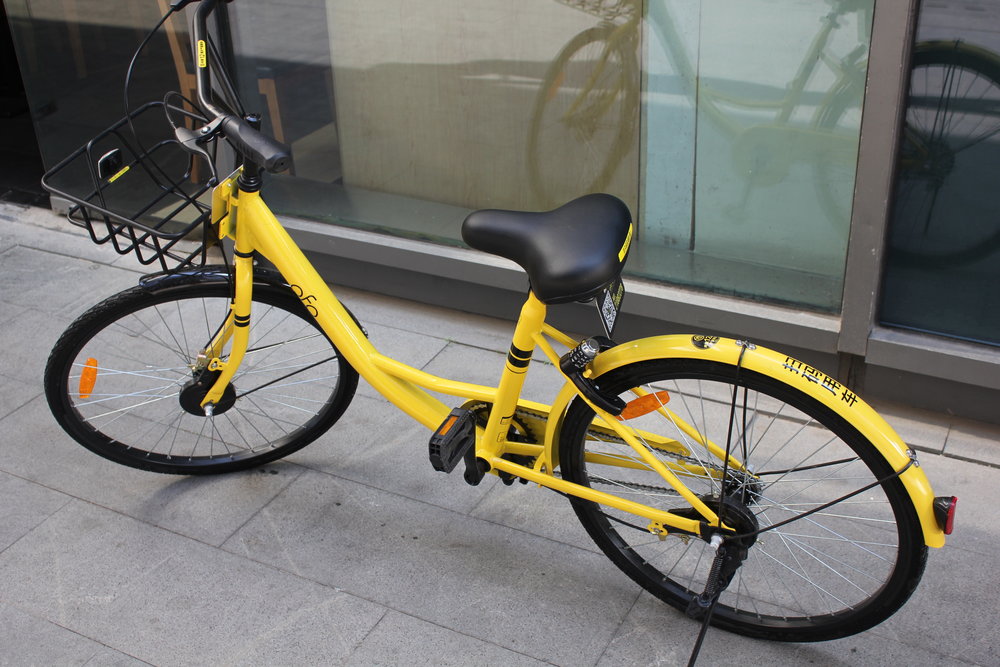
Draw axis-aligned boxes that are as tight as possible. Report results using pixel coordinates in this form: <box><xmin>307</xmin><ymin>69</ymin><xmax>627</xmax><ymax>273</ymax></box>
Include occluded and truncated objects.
<box><xmin>190</xmin><ymin>0</ymin><xmax>292</xmax><ymax>174</ymax></box>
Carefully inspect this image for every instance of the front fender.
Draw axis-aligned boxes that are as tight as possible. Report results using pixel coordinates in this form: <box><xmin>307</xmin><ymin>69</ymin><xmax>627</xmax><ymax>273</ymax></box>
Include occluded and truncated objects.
<box><xmin>563</xmin><ymin>334</ymin><xmax>945</xmax><ymax>548</ymax></box>
<box><xmin>138</xmin><ymin>264</ymin><xmax>287</xmax><ymax>290</ymax></box>
<box><xmin>137</xmin><ymin>265</ymin><xmax>368</xmax><ymax>336</ymax></box>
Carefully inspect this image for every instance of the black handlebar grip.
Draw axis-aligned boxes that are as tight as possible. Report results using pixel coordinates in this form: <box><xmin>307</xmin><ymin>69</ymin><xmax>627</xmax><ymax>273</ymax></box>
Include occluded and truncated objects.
<box><xmin>220</xmin><ymin>115</ymin><xmax>293</xmax><ymax>174</ymax></box>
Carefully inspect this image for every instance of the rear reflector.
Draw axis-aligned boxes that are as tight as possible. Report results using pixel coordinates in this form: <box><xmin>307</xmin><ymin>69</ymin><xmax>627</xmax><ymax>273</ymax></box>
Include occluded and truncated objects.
<box><xmin>933</xmin><ymin>496</ymin><xmax>958</xmax><ymax>535</ymax></box>
<box><xmin>617</xmin><ymin>390</ymin><xmax>672</xmax><ymax>421</ymax></box>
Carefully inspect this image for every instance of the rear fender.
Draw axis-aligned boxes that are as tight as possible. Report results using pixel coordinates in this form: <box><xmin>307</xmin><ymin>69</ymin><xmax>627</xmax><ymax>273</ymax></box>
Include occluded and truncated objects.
<box><xmin>547</xmin><ymin>334</ymin><xmax>944</xmax><ymax>548</ymax></box>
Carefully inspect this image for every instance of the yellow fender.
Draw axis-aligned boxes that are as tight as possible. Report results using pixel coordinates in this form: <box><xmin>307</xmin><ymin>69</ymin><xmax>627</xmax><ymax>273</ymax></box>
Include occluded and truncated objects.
<box><xmin>543</xmin><ymin>334</ymin><xmax>945</xmax><ymax>548</ymax></box>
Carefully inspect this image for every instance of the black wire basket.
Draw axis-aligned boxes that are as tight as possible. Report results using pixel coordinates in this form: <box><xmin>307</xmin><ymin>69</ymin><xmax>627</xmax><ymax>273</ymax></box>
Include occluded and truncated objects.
<box><xmin>41</xmin><ymin>101</ymin><xmax>218</xmax><ymax>272</ymax></box>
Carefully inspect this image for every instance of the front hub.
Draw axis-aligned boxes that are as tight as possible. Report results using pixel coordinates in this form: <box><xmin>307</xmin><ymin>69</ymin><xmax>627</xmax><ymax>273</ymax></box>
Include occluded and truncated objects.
<box><xmin>179</xmin><ymin>369</ymin><xmax>237</xmax><ymax>416</ymax></box>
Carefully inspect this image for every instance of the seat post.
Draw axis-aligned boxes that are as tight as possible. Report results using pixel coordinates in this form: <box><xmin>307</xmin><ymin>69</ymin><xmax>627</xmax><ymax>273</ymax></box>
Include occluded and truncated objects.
<box><xmin>477</xmin><ymin>292</ymin><xmax>547</xmax><ymax>460</ymax></box>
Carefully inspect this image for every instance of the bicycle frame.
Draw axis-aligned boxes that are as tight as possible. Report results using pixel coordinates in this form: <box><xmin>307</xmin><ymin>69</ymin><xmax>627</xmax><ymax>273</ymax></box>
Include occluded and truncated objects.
<box><xmin>204</xmin><ymin>170</ymin><xmax>727</xmax><ymax>536</ymax></box>
<box><xmin>197</xmin><ymin>168</ymin><xmax>946</xmax><ymax>548</ymax></box>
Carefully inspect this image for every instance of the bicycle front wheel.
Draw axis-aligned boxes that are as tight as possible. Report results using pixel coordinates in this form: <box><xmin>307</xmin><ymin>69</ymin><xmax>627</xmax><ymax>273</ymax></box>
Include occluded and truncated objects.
<box><xmin>45</xmin><ymin>276</ymin><xmax>358</xmax><ymax>474</ymax></box>
<box><xmin>559</xmin><ymin>357</ymin><xmax>925</xmax><ymax>642</ymax></box>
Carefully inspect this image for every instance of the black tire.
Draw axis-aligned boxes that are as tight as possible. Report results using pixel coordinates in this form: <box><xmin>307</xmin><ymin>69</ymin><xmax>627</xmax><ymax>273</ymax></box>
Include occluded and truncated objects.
<box><xmin>526</xmin><ymin>24</ymin><xmax>639</xmax><ymax>209</ymax></box>
<box><xmin>44</xmin><ymin>275</ymin><xmax>358</xmax><ymax>474</ymax></box>
<box><xmin>559</xmin><ymin>358</ymin><xmax>926</xmax><ymax>642</ymax></box>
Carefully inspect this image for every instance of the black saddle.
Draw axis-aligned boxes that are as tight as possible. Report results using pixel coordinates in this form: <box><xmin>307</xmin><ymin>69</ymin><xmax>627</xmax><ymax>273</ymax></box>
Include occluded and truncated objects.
<box><xmin>461</xmin><ymin>194</ymin><xmax>632</xmax><ymax>304</ymax></box>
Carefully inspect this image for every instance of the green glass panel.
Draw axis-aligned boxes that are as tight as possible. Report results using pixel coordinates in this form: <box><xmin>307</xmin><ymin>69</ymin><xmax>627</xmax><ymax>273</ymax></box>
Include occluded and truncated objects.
<box><xmin>226</xmin><ymin>0</ymin><xmax>641</xmax><ymax>246</ymax></box>
<box><xmin>639</xmin><ymin>0</ymin><xmax>872</xmax><ymax>310</ymax></box>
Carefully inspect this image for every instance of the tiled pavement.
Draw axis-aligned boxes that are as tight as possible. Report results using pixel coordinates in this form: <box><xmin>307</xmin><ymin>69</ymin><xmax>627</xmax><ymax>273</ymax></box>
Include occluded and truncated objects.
<box><xmin>1</xmin><ymin>201</ymin><xmax>997</xmax><ymax>666</ymax></box>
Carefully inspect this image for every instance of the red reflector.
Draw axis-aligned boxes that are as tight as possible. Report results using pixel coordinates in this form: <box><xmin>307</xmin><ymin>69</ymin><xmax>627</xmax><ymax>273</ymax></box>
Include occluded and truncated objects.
<box><xmin>933</xmin><ymin>496</ymin><xmax>958</xmax><ymax>535</ymax></box>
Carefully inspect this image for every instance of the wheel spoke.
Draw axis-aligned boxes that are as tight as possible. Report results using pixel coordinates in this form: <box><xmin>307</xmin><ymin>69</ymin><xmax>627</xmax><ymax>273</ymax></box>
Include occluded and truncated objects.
<box><xmin>48</xmin><ymin>281</ymin><xmax>356</xmax><ymax>472</ymax></box>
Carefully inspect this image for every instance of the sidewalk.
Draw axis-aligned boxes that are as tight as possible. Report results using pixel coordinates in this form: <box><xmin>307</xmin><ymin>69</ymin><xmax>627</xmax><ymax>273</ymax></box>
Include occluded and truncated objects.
<box><xmin>1</xmin><ymin>200</ymin><xmax>997</xmax><ymax>666</ymax></box>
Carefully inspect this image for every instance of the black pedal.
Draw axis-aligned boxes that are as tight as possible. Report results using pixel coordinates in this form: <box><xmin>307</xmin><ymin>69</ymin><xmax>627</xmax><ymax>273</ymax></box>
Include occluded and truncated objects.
<box><xmin>429</xmin><ymin>408</ymin><xmax>477</xmax><ymax>473</ymax></box>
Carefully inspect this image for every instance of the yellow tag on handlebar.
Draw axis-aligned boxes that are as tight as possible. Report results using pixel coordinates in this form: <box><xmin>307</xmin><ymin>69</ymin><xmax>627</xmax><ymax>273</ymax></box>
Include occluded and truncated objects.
<box><xmin>198</xmin><ymin>40</ymin><xmax>207</xmax><ymax>68</ymax></box>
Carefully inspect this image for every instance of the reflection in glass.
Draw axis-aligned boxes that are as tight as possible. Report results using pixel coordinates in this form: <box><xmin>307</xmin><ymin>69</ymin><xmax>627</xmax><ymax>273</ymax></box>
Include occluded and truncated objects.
<box><xmin>526</xmin><ymin>0</ymin><xmax>640</xmax><ymax>210</ymax></box>
<box><xmin>638</xmin><ymin>0</ymin><xmax>873</xmax><ymax>310</ymax></box>
<box><xmin>6</xmin><ymin>1</ymin><xmax>180</xmax><ymax>169</ymax></box>
<box><xmin>881</xmin><ymin>2</ymin><xmax>1000</xmax><ymax>345</ymax></box>
<box><xmin>890</xmin><ymin>42</ymin><xmax>1000</xmax><ymax>264</ymax></box>
<box><xmin>227</xmin><ymin>0</ymin><xmax>639</xmax><ymax>245</ymax></box>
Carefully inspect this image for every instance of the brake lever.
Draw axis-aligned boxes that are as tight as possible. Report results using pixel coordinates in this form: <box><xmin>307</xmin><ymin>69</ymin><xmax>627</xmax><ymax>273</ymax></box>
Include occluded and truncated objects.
<box><xmin>174</xmin><ymin>119</ymin><xmax>222</xmax><ymax>184</ymax></box>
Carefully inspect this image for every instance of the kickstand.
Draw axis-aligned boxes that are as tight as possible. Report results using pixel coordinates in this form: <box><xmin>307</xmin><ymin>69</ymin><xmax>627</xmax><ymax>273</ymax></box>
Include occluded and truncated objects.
<box><xmin>686</xmin><ymin>596</ymin><xmax>719</xmax><ymax>667</ymax></box>
<box><xmin>684</xmin><ymin>534</ymin><xmax>747</xmax><ymax>667</ymax></box>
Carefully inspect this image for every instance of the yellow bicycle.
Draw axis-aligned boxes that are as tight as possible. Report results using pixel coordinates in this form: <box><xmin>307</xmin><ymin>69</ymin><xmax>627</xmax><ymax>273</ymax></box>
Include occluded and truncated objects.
<box><xmin>41</xmin><ymin>0</ymin><xmax>955</xmax><ymax>650</ymax></box>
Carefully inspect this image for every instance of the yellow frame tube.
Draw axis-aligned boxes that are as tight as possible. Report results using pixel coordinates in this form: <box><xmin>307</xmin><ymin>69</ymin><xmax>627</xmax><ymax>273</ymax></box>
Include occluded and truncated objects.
<box><xmin>533</xmin><ymin>328</ymin><xmax>724</xmax><ymax>527</ymax></box>
<box><xmin>213</xmin><ymin>189</ymin><xmax>453</xmax><ymax>429</ymax></box>
<box><xmin>490</xmin><ymin>455</ymin><xmax>704</xmax><ymax>535</ymax></box>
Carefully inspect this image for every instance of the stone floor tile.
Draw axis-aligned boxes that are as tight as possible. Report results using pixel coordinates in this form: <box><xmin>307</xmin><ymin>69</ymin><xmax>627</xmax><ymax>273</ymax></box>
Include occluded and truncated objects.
<box><xmin>872</xmin><ymin>399</ymin><xmax>950</xmax><ymax>454</ymax></box>
<box><xmin>336</xmin><ymin>284</ymin><xmax>514</xmax><ymax>352</ymax></box>
<box><xmin>224</xmin><ymin>469</ymin><xmax>638</xmax><ymax>665</ymax></box>
<box><xmin>287</xmin><ymin>393</ymin><xmax>499</xmax><ymax>514</ymax></box>
<box><xmin>598</xmin><ymin>591</ymin><xmax>970</xmax><ymax>667</ymax></box>
<box><xmin>0</xmin><ymin>244</ymin><xmax>137</xmax><ymax>316</ymax></box>
<box><xmin>942</xmin><ymin>417</ymin><xmax>1000</xmax><ymax>466</ymax></box>
<box><xmin>0</xmin><ymin>396</ymin><xmax>304</xmax><ymax>547</ymax></box>
<box><xmin>877</xmin><ymin>542</ymin><xmax>1000</xmax><ymax>666</ymax></box>
<box><xmin>354</xmin><ymin>320</ymin><xmax>450</xmax><ymax>400</ymax></box>
<box><xmin>0</xmin><ymin>602</ymin><xmax>146</xmax><ymax>666</ymax></box>
<box><xmin>0</xmin><ymin>368</ymin><xmax>40</xmax><ymax>420</ymax></box>
<box><xmin>0</xmin><ymin>500</ymin><xmax>387</xmax><ymax>666</ymax></box>
<box><xmin>345</xmin><ymin>610</ymin><xmax>548</xmax><ymax>666</ymax></box>
<box><xmin>0</xmin><ymin>471</ymin><xmax>71</xmax><ymax>552</ymax></box>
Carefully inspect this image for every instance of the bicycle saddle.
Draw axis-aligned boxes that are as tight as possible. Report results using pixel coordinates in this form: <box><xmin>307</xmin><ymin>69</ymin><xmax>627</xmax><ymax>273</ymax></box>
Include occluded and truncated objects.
<box><xmin>462</xmin><ymin>193</ymin><xmax>632</xmax><ymax>304</ymax></box>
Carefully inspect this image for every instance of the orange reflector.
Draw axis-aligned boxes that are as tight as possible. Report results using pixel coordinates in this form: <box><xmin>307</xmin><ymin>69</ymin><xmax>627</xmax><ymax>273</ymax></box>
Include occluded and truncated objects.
<box><xmin>79</xmin><ymin>358</ymin><xmax>98</xmax><ymax>398</ymax></box>
<box><xmin>617</xmin><ymin>390</ymin><xmax>671</xmax><ymax>420</ymax></box>
<box><xmin>438</xmin><ymin>415</ymin><xmax>459</xmax><ymax>437</ymax></box>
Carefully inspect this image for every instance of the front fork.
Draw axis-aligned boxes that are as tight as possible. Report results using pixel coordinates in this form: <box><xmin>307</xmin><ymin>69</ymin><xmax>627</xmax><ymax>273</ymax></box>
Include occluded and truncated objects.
<box><xmin>198</xmin><ymin>190</ymin><xmax>256</xmax><ymax>412</ymax></box>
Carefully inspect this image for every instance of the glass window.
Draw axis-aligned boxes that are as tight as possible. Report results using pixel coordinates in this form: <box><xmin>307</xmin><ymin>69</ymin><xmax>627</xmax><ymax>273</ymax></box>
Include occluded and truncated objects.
<box><xmin>880</xmin><ymin>0</ymin><xmax>1000</xmax><ymax>345</ymax></box>
<box><xmin>6</xmin><ymin>1</ymin><xmax>185</xmax><ymax>170</ymax></box>
<box><xmin>226</xmin><ymin>0</ymin><xmax>640</xmax><ymax>246</ymax></box>
<box><xmin>13</xmin><ymin>0</ymin><xmax>873</xmax><ymax>313</ymax></box>
<box><xmin>638</xmin><ymin>0</ymin><xmax>872</xmax><ymax>311</ymax></box>
<box><xmin>226</xmin><ymin>0</ymin><xmax>871</xmax><ymax>311</ymax></box>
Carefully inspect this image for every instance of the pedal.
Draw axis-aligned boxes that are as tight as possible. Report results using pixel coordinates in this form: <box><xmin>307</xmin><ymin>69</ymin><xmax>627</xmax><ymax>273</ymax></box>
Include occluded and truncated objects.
<box><xmin>429</xmin><ymin>408</ymin><xmax>477</xmax><ymax>473</ymax></box>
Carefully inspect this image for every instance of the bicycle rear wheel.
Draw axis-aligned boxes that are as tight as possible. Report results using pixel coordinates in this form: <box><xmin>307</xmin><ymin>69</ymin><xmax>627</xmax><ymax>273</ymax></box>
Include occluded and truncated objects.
<box><xmin>45</xmin><ymin>274</ymin><xmax>358</xmax><ymax>474</ymax></box>
<box><xmin>559</xmin><ymin>357</ymin><xmax>925</xmax><ymax>642</ymax></box>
